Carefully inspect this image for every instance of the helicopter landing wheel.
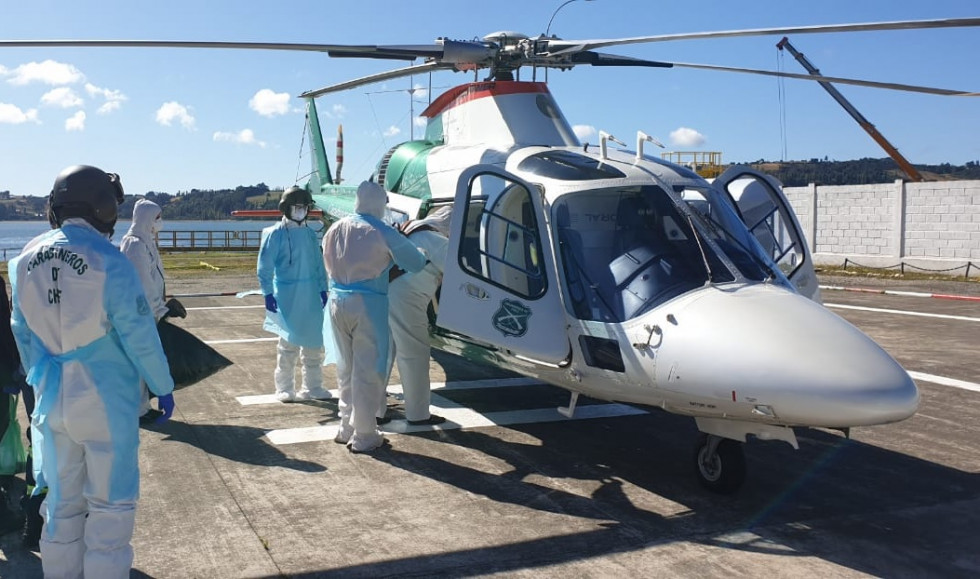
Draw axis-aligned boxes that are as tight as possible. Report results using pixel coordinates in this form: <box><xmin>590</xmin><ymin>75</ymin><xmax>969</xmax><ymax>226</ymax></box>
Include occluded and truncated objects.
<box><xmin>693</xmin><ymin>433</ymin><xmax>746</xmax><ymax>494</ymax></box>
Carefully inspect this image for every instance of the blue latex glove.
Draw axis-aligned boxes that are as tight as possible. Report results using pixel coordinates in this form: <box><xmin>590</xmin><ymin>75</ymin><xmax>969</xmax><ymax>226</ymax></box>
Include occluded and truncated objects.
<box><xmin>2</xmin><ymin>372</ymin><xmax>23</xmax><ymax>395</ymax></box>
<box><xmin>320</xmin><ymin>291</ymin><xmax>328</xmax><ymax>308</ymax></box>
<box><xmin>156</xmin><ymin>394</ymin><xmax>175</xmax><ymax>424</ymax></box>
<box><xmin>264</xmin><ymin>294</ymin><xmax>278</xmax><ymax>313</ymax></box>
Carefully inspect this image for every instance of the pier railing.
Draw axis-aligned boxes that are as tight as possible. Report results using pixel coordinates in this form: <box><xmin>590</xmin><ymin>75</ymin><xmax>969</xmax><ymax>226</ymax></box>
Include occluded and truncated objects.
<box><xmin>155</xmin><ymin>230</ymin><xmax>262</xmax><ymax>252</ymax></box>
<box><xmin>1</xmin><ymin>230</ymin><xmax>262</xmax><ymax>262</ymax></box>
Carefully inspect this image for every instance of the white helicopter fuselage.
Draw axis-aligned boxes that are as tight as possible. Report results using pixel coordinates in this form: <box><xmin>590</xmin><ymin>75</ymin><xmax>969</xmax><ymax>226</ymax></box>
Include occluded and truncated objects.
<box><xmin>422</xmin><ymin>146</ymin><xmax>916</xmax><ymax>448</ymax></box>
<box><xmin>371</xmin><ymin>81</ymin><xmax>918</xmax><ymax>454</ymax></box>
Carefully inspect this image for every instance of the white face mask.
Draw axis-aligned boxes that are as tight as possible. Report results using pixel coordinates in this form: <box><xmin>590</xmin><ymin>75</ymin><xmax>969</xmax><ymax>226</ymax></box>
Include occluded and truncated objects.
<box><xmin>290</xmin><ymin>205</ymin><xmax>308</xmax><ymax>222</ymax></box>
<box><xmin>151</xmin><ymin>217</ymin><xmax>163</xmax><ymax>233</ymax></box>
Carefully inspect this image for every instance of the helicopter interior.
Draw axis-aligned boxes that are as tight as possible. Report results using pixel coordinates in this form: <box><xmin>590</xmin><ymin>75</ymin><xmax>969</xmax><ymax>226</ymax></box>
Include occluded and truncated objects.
<box><xmin>552</xmin><ymin>185</ymin><xmax>780</xmax><ymax>323</ymax></box>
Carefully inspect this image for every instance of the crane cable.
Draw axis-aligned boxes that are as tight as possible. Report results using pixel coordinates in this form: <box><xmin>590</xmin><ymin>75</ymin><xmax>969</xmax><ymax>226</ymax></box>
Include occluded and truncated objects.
<box><xmin>777</xmin><ymin>48</ymin><xmax>788</xmax><ymax>161</ymax></box>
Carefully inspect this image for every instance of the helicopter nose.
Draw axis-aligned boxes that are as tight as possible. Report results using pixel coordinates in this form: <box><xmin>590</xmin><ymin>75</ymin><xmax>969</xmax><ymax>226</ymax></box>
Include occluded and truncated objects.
<box><xmin>657</xmin><ymin>285</ymin><xmax>919</xmax><ymax>428</ymax></box>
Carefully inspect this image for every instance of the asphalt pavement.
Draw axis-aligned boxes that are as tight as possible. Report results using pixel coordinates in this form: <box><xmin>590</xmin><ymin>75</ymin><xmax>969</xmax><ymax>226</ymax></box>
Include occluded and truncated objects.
<box><xmin>1</xmin><ymin>274</ymin><xmax>978</xmax><ymax>578</ymax></box>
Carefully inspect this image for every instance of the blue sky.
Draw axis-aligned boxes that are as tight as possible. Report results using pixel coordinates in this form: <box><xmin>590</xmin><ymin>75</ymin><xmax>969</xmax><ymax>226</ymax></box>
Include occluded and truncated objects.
<box><xmin>1</xmin><ymin>0</ymin><xmax>977</xmax><ymax>198</ymax></box>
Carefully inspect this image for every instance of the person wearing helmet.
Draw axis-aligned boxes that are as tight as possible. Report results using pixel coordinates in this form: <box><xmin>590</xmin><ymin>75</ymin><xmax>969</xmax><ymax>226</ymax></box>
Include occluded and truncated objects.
<box><xmin>120</xmin><ymin>198</ymin><xmax>186</xmax><ymax>422</ymax></box>
<box><xmin>257</xmin><ymin>186</ymin><xmax>330</xmax><ymax>402</ymax></box>
<box><xmin>381</xmin><ymin>205</ymin><xmax>453</xmax><ymax>426</ymax></box>
<box><xmin>8</xmin><ymin>165</ymin><xmax>175</xmax><ymax>577</ymax></box>
<box><xmin>322</xmin><ymin>180</ymin><xmax>427</xmax><ymax>453</ymax></box>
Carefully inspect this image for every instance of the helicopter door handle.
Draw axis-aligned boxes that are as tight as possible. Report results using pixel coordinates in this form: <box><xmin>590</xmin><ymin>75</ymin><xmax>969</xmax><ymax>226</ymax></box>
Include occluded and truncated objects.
<box><xmin>461</xmin><ymin>283</ymin><xmax>489</xmax><ymax>300</ymax></box>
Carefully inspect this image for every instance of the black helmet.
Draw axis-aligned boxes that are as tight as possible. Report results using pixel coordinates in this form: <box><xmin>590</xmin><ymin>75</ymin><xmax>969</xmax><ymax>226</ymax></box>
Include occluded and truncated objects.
<box><xmin>278</xmin><ymin>186</ymin><xmax>313</xmax><ymax>214</ymax></box>
<box><xmin>48</xmin><ymin>165</ymin><xmax>124</xmax><ymax>234</ymax></box>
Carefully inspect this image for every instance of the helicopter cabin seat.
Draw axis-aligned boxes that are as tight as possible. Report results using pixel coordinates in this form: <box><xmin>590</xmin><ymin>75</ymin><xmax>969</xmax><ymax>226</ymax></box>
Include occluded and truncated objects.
<box><xmin>608</xmin><ymin>196</ymin><xmax>681</xmax><ymax>319</ymax></box>
<box><xmin>609</xmin><ymin>196</ymin><xmax>706</xmax><ymax>318</ymax></box>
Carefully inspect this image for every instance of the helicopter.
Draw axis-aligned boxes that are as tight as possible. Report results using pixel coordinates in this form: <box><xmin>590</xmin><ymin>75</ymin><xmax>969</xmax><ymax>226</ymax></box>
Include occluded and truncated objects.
<box><xmin>4</xmin><ymin>15</ymin><xmax>978</xmax><ymax>493</ymax></box>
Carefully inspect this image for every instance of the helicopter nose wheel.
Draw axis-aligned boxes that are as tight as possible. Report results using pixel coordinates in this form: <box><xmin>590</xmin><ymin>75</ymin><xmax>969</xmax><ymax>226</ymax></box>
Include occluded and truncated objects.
<box><xmin>694</xmin><ymin>433</ymin><xmax>746</xmax><ymax>494</ymax></box>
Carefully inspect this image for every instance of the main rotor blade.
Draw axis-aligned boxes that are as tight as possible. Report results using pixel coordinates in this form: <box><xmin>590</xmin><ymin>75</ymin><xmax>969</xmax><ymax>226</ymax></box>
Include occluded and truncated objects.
<box><xmin>0</xmin><ymin>39</ymin><xmax>465</xmax><ymax>61</ymax></box>
<box><xmin>0</xmin><ymin>39</ymin><xmax>365</xmax><ymax>52</ymax></box>
<box><xmin>301</xmin><ymin>61</ymin><xmax>455</xmax><ymax>98</ymax></box>
<box><xmin>569</xmin><ymin>51</ymin><xmax>673</xmax><ymax>68</ymax></box>
<box><xmin>545</xmin><ymin>17</ymin><xmax>980</xmax><ymax>55</ymax></box>
<box><xmin>668</xmin><ymin>62</ymin><xmax>978</xmax><ymax>96</ymax></box>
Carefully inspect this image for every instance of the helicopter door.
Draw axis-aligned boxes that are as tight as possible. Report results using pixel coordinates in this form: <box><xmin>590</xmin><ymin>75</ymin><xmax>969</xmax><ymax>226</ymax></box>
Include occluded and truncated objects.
<box><xmin>439</xmin><ymin>166</ymin><xmax>571</xmax><ymax>365</ymax></box>
<box><xmin>713</xmin><ymin>166</ymin><xmax>820</xmax><ymax>301</ymax></box>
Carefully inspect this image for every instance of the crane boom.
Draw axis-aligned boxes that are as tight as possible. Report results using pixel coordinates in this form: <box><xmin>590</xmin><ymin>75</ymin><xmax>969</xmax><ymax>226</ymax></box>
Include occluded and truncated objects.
<box><xmin>777</xmin><ymin>37</ymin><xmax>924</xmax><ymax>182</ymax></box>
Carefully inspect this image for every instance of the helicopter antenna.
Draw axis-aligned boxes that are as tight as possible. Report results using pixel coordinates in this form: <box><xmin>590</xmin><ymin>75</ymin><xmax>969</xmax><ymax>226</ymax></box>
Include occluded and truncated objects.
<box><xmin>544</xmin><ymin>0</ymin><xmax>598</xmax><ymax>82</ymax></box>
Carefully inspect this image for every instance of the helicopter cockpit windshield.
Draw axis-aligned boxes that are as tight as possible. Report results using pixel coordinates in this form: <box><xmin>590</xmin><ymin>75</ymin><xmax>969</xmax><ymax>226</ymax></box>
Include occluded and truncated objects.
<box><xmin>553</xmin><ymin>185</ymin><xmax>778</xmax><ymax>323</ymax></box>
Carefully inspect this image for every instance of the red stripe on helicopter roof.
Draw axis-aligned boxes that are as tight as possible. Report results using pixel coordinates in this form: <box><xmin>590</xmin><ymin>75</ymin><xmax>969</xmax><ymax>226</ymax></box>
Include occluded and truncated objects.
<box><xmin>421</xmin><ymin>81</ymin><xmax>550</xmax><ymax>118</ymax></box>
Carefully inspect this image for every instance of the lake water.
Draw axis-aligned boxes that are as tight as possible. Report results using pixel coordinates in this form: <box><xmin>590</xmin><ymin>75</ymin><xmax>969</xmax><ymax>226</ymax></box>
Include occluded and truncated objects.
<box><xmin>0</xmin><ymin>219</ymin><xmax>289</xmax><ymax>262</ymax></box>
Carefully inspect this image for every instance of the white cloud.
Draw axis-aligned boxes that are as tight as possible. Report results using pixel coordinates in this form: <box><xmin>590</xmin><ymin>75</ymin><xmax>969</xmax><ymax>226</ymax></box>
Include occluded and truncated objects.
<box><xmin>573</xmin><ymin>124</ymin><xmax>596</xmax><ymax>140</ymax></box>
<box><xmin>411</xmin><ymin>83</ymin><xmax>428</xmax><ymax>100</ymax></box>
<box><xmin>213</xmin><ymin>129</ymin><xmax>267</xmax><ymax>148</ymax></box>
<box><xmin>86</xmin><ymin>83</ymin><xmax>127</xmax><ymax>114</ymax></box>
<box><xmin>0</xmin><ymin>102</ymin><xmax>39</xmax><ymax>124</ymax></box>
<box><xmin>669</xmin><ymin>127</ymin><xmax>706</xmax><ymax>148</ymax></box>
<box><xmin>41</xmin><ymin>87</ymin><xmax>83</xmax><ymax>108</ymax></box>
<box><xmin>413</xmin><ymin>116</ymin><xmax>427</xmax><ymax>128</ymax></box>
<box><xmin>98</xmin><ymin>101</ymin><xmax>122</xmax><ymax>114</ymax></box>
<box><xmin>249</xmin><ymin>89</ymin><xmax>291</xmax><ymax>117</ymax></box>
<box><xmin>4</xmin><ymin>60</ymin><xmax>84</xmax><ymax>86</ymax></box>
<box><xmin>383</xmin><ymin>125</ymin><xmax>401</xmax><ymax>138</ymax></box>
<box><xmin>323</xmin><ymin>103</ymin><xmax>347</xmax><ymax>119</ymax></box>
<box><xmin>65</xmin><ymin>110</ymin><xmax>86</xmax><ymax>131</ymax></box>
<box><xmin>155</xmin><ymin>101</ymin><xmax>196</xmax><ymax>129</ymax></box>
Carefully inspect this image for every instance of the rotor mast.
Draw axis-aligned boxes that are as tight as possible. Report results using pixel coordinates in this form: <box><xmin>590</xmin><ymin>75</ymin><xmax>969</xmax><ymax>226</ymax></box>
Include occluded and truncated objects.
<box><xmin>777</xmin><ymin>37</ymin><xmax>924</xmax><ymax>182</ymax></box>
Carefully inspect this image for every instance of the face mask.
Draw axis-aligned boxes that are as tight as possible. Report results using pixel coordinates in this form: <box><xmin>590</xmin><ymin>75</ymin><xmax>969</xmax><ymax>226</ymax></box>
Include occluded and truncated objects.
<box><xmin>290</xmin><ymin>205</ymin><xmax>308</xmax><ymax>222</ymax></box>
<box><xmin>151</xmin><ymin>217</ymin><xmax>163</xmax><ymax>233</ymax></box>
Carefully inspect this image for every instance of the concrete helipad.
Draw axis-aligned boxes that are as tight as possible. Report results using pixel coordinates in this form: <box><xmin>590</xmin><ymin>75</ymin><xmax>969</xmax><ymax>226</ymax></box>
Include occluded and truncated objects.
<box><xmin>1</xmin><ymin>275</ymin><xmax>978</xmax><ymax>578</ymax></box>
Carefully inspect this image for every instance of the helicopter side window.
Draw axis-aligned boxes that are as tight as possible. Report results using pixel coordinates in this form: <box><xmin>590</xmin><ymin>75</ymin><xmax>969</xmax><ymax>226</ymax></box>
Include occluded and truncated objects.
<box><xmin>457</xmin><ymin>174</ymin><xmax>546</xmax><ymax>300</ymax></box>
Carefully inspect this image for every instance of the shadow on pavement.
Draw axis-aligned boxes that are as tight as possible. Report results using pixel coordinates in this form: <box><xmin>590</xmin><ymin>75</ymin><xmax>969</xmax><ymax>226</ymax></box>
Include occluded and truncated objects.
<box><xmin>145</xmin><ymin>420</ymin><xmax>327</xmax><ymax>472</ymax></box>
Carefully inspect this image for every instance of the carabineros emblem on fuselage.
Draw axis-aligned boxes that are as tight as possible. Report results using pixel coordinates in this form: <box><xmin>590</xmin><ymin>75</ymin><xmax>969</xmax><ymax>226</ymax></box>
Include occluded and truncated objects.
<box><xmin>492</xmin><ymin>298</ymin><xmax>532</xmax><ymax>338</ymax></box>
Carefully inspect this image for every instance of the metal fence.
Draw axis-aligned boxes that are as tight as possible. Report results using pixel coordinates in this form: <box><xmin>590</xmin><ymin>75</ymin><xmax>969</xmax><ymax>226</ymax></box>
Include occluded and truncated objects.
<box><xmin>155</xmin><ymin>230</ymin><xmax>262</xmax><ymax>251</ymax></box>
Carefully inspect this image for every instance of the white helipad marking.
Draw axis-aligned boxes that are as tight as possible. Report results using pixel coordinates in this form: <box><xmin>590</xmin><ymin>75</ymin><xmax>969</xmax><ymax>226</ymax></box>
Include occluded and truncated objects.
<box><xmin>259</xmin><ymin>377</ymin><xmax>647</xmax><ymax>445</ymax></box>
<box><xmin>908</xmin><ymin>371</ymin><xmax>980</xmax><ymax>393</ymax></box>
<box><xmin>267</xmin><ymin>424</ymin><xmax>341</xmax><ymax>445</ymax></box>
<box><xmin>825</xmin><ymin>303</ymin><xmax>980</xmax><ymax>323</ymax></box>
<box><xmin>187</xmin><ymin>305</ymin><xmax>264</xmax><ymax>311</ymax></box>
<box><xmin>205</xmin><ymin>337</ymin><xmax>278</xmax><ymax>345</ymax></box>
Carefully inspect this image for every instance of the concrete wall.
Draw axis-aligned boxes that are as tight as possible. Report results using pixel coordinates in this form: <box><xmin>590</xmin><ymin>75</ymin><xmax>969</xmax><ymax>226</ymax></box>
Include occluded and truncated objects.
<box><xmin>783</xmin><ymin>180</ymin><xmax>980</xmax><ymax>278</ymax></box>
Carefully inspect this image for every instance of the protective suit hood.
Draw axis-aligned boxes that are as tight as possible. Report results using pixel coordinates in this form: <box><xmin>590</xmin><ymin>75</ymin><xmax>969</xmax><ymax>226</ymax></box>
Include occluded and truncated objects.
<box><xmin>406</xmin><ymin>205</ymin><xmax>452</xmax><ymax>237</ymax></box>
<box><xmin>354</xmin><ymin>181</ymin><xmax>387</xmax><ymax>219</ymax></box>
<box><xmin>127</xmin><ymin>199</ymin><xmax>162</xmax><ymax>238</ymax></box>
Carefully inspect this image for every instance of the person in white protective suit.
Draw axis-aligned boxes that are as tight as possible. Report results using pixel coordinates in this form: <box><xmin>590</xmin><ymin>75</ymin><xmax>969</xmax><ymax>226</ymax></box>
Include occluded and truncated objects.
<box><xmin>9</xmin><ymin>165</ymin><xmax>175</xmax><ymax>579</ymax></box>
<box><xmin>322</xmin><ymin>181</ymin><xmax>427</xmax><ymax>453</ymax></box>
<box><xmin>383</xmin><ymin>205</ymin><xmax>453</xmax><ymax>425</ymax></box>
<box><xmin>257</xmin><ymin>186</ymin><xmax>330</xmax><ymax>402</ymax></box>
<box><xmin>120</xmin><ymin>198</ymin><xmax>187</xmax><ymax>422</ymax></box>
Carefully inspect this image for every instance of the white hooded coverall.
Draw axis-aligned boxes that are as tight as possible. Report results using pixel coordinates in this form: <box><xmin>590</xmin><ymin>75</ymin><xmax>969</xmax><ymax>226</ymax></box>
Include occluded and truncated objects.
<box><xmin>385</xmin><ymin>206</ymin><xmax>452</xmax><ymax>422</ymax></box>
<box><xmin>322</xmin><ymin>182</ymin><xmax>427</xmax><ymax>451</ymax></box>
<box><xmin>10</xmin><ymin>220</ymin><xmax>175</xmax><ymax>579</ymax></box>
<box><xmin>119</xmin><ymin>198</ymin><xmax>167</xmax><ymax>415</ymax></box>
